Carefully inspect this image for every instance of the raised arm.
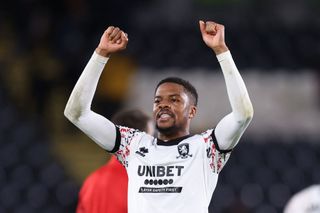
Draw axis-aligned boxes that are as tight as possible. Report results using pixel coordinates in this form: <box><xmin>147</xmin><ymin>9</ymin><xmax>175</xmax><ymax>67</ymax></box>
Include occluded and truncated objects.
<box><xmin>64</xmin><ymin>26</ymin><xmax>128</xmax><ymax>151</ymax></box>
<box><xmin>199</xmin><ymin>20</ymin><xmax>253</xmax><ymax>150</ymax></box>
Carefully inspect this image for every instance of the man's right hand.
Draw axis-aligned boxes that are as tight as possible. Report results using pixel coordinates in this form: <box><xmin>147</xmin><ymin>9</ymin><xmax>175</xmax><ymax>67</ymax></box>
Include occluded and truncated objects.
<box><xmin>95</xmin><ymin>26</ymin><xmax>129</xmax><ymax>57</ymax></box>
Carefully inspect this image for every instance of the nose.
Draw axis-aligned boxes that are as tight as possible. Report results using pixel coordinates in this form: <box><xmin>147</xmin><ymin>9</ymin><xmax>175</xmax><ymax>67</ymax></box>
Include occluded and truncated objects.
<box><xmin>158</xmin><ymin>101</ymin><xmax>171</xmax><ymax>110</ymax></box>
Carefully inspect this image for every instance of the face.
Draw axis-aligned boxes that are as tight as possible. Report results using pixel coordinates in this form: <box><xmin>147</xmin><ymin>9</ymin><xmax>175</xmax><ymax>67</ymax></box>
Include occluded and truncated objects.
<box><xmin>153</xmin><ymin>82</ymin><xmax>196</xmax><ymax>135</ymax></box>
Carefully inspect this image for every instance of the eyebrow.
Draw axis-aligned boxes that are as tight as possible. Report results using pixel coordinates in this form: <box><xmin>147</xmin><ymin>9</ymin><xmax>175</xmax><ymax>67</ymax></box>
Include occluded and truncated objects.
<box><xmin>154</xmin><ymin>94</ymin><xmax>181</xmax><ymax>99</ymax></box>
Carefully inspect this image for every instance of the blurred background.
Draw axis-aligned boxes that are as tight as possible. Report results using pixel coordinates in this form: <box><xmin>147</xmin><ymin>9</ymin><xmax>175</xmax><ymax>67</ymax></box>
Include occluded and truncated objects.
<box><xmin>0</xmin><ymin>0</ymin><xmax>320</xmax><ymax>212</ymax></box>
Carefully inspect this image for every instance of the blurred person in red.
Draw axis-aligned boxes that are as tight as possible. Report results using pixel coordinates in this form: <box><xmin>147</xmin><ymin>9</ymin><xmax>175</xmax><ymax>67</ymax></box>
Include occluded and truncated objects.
<box><xmin>76</xmin><ymin>109</ymin><xmax>154</xmax><ymax>213</ymax></box>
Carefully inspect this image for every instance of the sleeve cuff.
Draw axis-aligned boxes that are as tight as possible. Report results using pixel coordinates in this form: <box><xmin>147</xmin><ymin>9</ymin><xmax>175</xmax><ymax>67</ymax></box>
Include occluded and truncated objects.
<box><xmin>216</xmin><ymin>50</ymin><xmax>232</xmax><ymax>62</ymax></box>
<box><xmin>211</xmin><ymin>129</ymin><xmax>233</xmax><ymax>154</ymax></box>
<box><xmin>92</xmin><ymin>51</ymin><xmax>109</xmax><ymax>64</ymax></box>
<box><xmin>109</xmin><ymin>125</ymin><xmax>121</xmax><ymax>153</ymax></box>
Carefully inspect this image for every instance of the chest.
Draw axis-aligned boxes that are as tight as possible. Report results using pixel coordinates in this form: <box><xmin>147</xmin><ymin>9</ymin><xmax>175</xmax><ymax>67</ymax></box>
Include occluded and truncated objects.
<box><xmin>127</xmin><ymin>139</ymin><xmax>205</xmax><ymax>180</ymax></box>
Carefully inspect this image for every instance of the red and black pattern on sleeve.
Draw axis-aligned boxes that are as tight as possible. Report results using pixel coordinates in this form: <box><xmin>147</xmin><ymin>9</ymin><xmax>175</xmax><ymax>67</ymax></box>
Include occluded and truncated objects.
<box><xmin>202</xmin><ymin>129</ymin><xmax>232</xmax><ymax>174</ymax></box>
<box><xmin>114</xmin><ymin>126</ymin><xmax>140</xmax><ymax>167</ymax></box>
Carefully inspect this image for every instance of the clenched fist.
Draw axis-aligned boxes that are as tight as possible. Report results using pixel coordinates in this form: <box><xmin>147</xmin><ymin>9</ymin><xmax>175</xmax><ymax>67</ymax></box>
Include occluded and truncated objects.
<box><xmin>95</xmin><ymin>26</ymin><xmax>129</xmax><ymax>57</ymax></box>
<box><xmin>199</xmin><ymin>20</ymin><xmax>228</xmax><ymax>55</ymax></box>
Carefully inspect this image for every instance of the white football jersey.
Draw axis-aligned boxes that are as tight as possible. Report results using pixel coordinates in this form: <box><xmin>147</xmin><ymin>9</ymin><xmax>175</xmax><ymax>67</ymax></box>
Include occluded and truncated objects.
<box><xmin>113</xmin><ymin>126</ymin><xmax>232</xmax><ymax>213</ymax></box>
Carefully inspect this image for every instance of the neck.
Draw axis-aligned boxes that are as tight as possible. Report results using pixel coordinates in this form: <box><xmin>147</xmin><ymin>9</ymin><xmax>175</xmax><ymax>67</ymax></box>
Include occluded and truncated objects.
<box><xmin>157</xmin><ymin>129</ymin><xmax>190</xmax><ymax>141</ymax></box>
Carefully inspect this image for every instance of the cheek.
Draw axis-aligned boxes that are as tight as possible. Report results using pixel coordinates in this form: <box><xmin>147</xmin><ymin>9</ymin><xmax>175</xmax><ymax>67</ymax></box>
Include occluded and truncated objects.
<box><xmin>152</xmin><ymin>107</ymin><xmax>159</xmax><ymax>121</ymax></box>
<box><xmin>182</xmin><ymin>106</ymin><xmax>192</xmax><ymax>118</ymax></box>
<box><xmin>152</xmin><ymin>110</ymin><xmax>157</xmax><ymax>119</ymax></box>
<box><xmin>152</xmin><ymin>104</ymin><xmax>157</xmax><ymax>113</ymax></box>
<box><xmin>175</xmin><ymin>105</ymin><xmax>190</xmax><ymax>118</ymax></box>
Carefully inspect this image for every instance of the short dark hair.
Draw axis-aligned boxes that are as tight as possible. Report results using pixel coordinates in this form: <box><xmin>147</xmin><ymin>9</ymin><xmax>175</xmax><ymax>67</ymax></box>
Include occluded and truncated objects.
<box><xmin>155</xmin><ymin>77</ymin><xmax>198</xmax><ymax>106</ymax></box>
<box><xmin>111</xmin><ymin>109</ymin><xmax>151</xmax><ymax>132</ymax></box>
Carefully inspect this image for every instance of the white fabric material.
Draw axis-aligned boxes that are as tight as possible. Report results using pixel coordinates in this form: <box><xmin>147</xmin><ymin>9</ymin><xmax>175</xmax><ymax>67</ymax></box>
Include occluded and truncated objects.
<box><xmin>284</xmin><ymin>185</ymin><xmax>320</xmax><ymax>213</ymax></box>
<box><xmin>115</xmin><ymin>126</ymin><xmax>230</xmax><ymax>213</ymax></box>
<box><xmin>214</xmin><ymin>51</ymin><xmax>253</xmax><ymax>150</ymax></box>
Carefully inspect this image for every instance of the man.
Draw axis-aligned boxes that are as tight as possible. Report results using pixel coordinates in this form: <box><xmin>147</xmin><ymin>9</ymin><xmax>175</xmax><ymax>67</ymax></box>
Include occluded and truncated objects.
<box><xmin>284</xmin><ymin>184</ymin><xmax>320</xmax><ymax>213</ymax></box>
<box><xmin>76</xmin><ymin>109</ymin><xmax>154</xmax><ymax>213</ymax></box>
<box><xmin>64</xmin><ymin>20</ymin><xmax>253</xmax><ymax>213</ymax></box>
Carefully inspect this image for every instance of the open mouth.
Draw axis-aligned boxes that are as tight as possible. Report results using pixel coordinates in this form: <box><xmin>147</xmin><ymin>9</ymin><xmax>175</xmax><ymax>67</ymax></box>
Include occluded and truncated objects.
<box><xmin>157</xmin><ymin>110</ymin><xmax>174</xmax><ymax>120</ymax></box>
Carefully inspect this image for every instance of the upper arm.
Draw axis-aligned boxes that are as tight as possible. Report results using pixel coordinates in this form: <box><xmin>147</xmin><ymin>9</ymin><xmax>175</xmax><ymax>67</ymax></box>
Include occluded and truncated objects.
<box><xmin>214</xmin><ymin>112</ymin><xmax>252</xmax><ymax>150</ymax></box>
<box><xmin>70</xmin><ymin>110</ymin><xmax>118</xmax><ymax>151</ymax></box>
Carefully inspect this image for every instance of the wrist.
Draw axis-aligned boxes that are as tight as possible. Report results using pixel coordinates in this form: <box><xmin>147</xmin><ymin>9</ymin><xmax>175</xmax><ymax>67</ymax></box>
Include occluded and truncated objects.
<box><xmin>212</xmin><ymin>45</ymin><xmax>229</xmax><ymax>55</ymax></box>
<box><xmin>95</xmin><ymin>47</ymin><xmax>111</xmax><ymax>57</ymax></box>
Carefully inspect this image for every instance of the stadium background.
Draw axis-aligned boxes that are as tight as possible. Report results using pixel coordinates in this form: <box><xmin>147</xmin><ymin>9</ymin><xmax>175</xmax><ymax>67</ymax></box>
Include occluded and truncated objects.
<box><xmin>0</xmin><ymin>0</ymin><xmax>320</xmax><ymax>212</ymax></box>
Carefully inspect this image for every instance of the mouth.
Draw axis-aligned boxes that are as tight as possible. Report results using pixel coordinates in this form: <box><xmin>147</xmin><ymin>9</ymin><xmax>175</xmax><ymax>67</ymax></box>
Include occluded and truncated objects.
<box><xmin>157</xmin><ymin>110</ymin><xmax>174</xmax><ymax>121</ymax></box>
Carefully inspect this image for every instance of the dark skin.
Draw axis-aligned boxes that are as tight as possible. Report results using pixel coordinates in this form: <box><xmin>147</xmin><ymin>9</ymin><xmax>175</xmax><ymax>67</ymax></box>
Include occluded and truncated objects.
<box><xmin>153</xmin><ymin>82</ymin><xmax>197</xmax><ymax>141</ymax></box>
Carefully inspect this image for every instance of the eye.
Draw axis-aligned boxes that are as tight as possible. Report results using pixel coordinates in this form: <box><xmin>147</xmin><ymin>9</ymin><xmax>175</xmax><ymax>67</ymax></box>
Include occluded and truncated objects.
<box><xmin>154</xmin><ymin>99</ymin><xmax>160</xmax><ymax>104</ymax></box>
<box><xmin>171</xmin><ymin>97</ymin><xmax>179</xmax><ymax>102</ymax></box>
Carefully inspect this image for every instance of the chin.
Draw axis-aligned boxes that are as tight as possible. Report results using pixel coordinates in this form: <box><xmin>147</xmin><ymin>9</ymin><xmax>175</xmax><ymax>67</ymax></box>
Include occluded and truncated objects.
<box><xmin>156</xmin><ymin>124</ymin><xmax>177</xmax><ymax>135</ymax></box>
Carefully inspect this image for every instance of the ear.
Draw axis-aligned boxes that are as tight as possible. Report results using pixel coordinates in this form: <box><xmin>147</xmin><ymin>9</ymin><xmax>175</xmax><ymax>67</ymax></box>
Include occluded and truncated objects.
<box><xmin>188</xmin><ymin>106</ymin><xmax>197</xmax><ymax>119</ymax></box>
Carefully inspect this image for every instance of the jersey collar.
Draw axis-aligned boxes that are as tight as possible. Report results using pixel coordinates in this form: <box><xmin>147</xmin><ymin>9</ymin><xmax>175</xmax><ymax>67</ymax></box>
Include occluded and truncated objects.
<box><xmin>156</xmin><ymin>135</ymin><xmax>192</xmax><ymax>146</ymax></box>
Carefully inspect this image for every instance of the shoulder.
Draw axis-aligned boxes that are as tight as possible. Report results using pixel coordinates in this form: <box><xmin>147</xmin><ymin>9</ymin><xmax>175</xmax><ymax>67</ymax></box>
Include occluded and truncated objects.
<box><xmin>285</xmin><ymin>185</ymin><xmax>320</xmax><ymax>213</ymax></box>
<box><xmin>175</xmin><ymin>129</ymin><xmax>215</xmax><ymax>146</ymax></box>
<box><xmin>116</xmin><ymin>125</ymin><xmax>150</xmax><ymax>141</ymax></box>
<box><xmin>199</xmin><ymin>129</ymin><xmax>215</xmax><ymax>140</ymax></box>
<box><xmin>292</xmin><ymin>185</ymin><xmax>320</xmax><ymax>201</ymax></box>
<box><xmin>113</xmin><ymin>125</ymin><xmax>152</xmax><ymax>153</ymax></box>
<box><xmin>198</xmin><ymin>129</ymin><xmax>233</xmax><ymax>153</ymax></box>
<box><xmin>175</xmin><ymin>129</ymin><xmax>214</xmax><ymax>149</ymax></box>
<box><xmin>190</xmin><ymin>129</ymin><xmax>215</xmax><ymax>145</ymax></box>
<box><xmin>117</xmin><ymin>125</ymin><xmax>141</xmax><ymax>137</ymax></box>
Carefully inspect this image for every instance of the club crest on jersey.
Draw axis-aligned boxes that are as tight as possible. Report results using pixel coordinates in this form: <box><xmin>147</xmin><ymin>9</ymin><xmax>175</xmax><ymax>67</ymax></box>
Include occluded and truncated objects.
<box><xmin>176</xmin><ymin>143</ymin><xmax>192</xmax><ymax>159</ymax></box>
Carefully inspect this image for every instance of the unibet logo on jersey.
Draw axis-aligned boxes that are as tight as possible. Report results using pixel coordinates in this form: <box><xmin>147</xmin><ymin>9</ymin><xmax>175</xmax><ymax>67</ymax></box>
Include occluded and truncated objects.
<box><xmin>137</xmin><ymin>165</ymin><xmax>184</xmax><ymax>193</ymax></box>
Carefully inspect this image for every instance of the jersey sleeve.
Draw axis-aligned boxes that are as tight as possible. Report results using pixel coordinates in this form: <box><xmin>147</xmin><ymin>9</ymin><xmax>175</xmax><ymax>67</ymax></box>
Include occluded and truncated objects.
<box><xmin>202</xmin><ymin>129</ymin><xmax>232</xmax><ymax>174</ymax></box>
<box><xmin>214</xmin><ymin>51</ymin><xmax>253</xmax><ymax>150</ymax></box>
<box><xmin>112</xmin><ymin>125</ymin><xmax>142</xmax><ymax>167</ymax></box>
